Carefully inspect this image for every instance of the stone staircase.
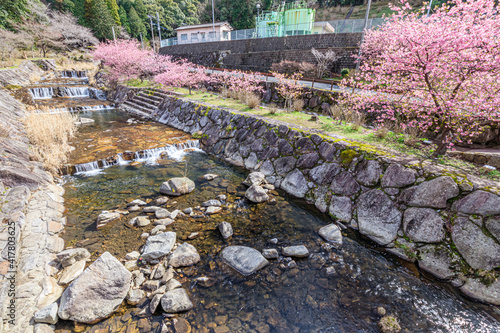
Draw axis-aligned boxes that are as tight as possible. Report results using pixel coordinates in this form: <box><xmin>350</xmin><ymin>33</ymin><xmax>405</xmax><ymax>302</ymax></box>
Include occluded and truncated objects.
<box><xmin>121</xmin><ymin>88</ymin><xmax>171</xmax><ymax>118</ymax></box>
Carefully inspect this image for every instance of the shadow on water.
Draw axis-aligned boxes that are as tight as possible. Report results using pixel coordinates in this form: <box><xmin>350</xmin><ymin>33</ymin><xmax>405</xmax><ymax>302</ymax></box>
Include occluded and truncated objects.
<box><xmin>57</xmin><ymin>110</ymin><xmax>500</xmax><ymax>333</ymax></box>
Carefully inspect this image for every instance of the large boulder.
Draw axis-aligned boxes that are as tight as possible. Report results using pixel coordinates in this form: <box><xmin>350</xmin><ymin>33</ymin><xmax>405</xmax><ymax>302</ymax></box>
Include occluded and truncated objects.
<box><xmin>355</xmin><ymin>160</ymin><xmax>383</xmax><ymax>186</ymax></box>
<box><xmin>169</xmin><ymin>243</ymin><xmax>200</xmax><ymax>267</ymax></box>
<box><xmin>417</xmin><ymin>245</ymin><xmax>455</xmax><ymax>280</ymax></box>
<box><xmin>141</xmin><ymin>232</ymin><xmax>176</xmax><ymax>262</ymax></box>
<box><xmin>56</xmin><ymin>248</ymin><xmax>90</xmax><ymax>268</ymax></box>
<box><xmin>58</xmin><ymin>252</ymin><xmax>132</xmax><ymax>324</ymax></box>
<box><xmin>245</xmin><ymin>185</ymin><xmax>269</xmax><ymax>203</ymax></box>
<box><xmin>451</xmin><ymin>217</ymin><xmax>500</xmax><ymax>271</ymax></box>
<box><xmin>452</xmin><ymin>190</ymin><xmax>500</xmax><ymax>216</ymax></box>
<box><xmin>402</xmin><ymin>208</ymin><xmax>445</xmax><ymax>243</ymax></box>
<box><xmin>357</xmin><ymin>190</ymin><xmax>402</xmax><ymax>245</ymax></box>
<box><xmin>242</xmin><ymin>172</ymin><xmax>266</xmax><ymax>186</ymax></box>
<box><xmin>331</xmin><ymin>172</ymin><xmax>360</xmax><ymax>196</ymax></box>
<box><xmin>381</xmin><ymin>164</ymin><xmax>416</xmax><ymax>188</ymax></box>
<box><xmin>460</xmin><ymin>278</ymin><xmax>500</xmax><ymax>305</ymax></box>
<box><xmin>400</xmin><ymin>176</ymin><xmax>459</xmax><ymax>208</ymax></box>
<box><xmin>309</xmin><ymin>163</ymin><xmax>341</xmax><ymax>186</ymax></box>
<box><xmin>160</xmin><ymin>177</ymin><xmax>195</xmax><ymax>196</ymax></box>
<box><xmin>281</xmin><ymin>169</ymin><xmax>308</xmax><ymax>198</ymax></box>
<box><xmin>221</xmin><ymin>246</ymin><xmax>269</xmax><ymax>276</ymax></box>
<box><xmin>328</xmin><ymin>196</ymin><xmax>352</xmax><ymax>222</ymax></box>
<box><xmin>161</xmin><ymin>288</ymin><xmax>194</xmax><ymax>313</ymax></box>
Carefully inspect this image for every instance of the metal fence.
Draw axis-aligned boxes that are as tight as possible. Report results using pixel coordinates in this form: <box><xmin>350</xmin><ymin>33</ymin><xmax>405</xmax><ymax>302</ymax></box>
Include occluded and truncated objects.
<box><xmin>160</xmin><ymin>18</ymin><xmax>385</xmax><ymax>47</ymax></box>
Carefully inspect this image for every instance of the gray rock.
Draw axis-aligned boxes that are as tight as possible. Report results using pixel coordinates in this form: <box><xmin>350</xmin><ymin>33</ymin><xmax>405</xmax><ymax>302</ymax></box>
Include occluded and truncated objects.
<box><xmin>485</xmin><ymin>216</ymin><xmax>500</xmax><ymax>241</ymax></box>
<box><xmin>126</xmin><ymin>289</ymin><xmax>145</xmax><ymax>305</ymax></box>
<box><xmin>357</xmin><ymin>190</ymin><xmax>402</xmax><ymax>245</ymax></box>
<box><xmin>331</xmin><ymin>172</ymin><xmax>360</xmax><ymax>196</ymax></box>
<box><xmin>141</xmin><ymin>232</ymin><xmax>176</xmax><ymax>262</ymax></box>
<box><xmin>125</xmin><ymin>251</ymin><xmax>140</xmax><ymax>260</ymax></box>
<box><xmin>56</xmin><ymin>248</ymin><xmax>90</xmax><ymax>268</ymax></box>
<box><xmin>58</xmin><ymin>252</ymin><xmax>132</xmax><ymax>324</ymax></box>
<box><xmin>169</xmin><ymin>243</ymin><xmax>200</xmax><ymax>267</ymax></box>
<box><xmin>183</xmin><ymin>207</ymin><xmax>193</xmax><ymax>214</ymax></box>
<box><xmin>282</xmin><ymin>245</ymin><xmax>309</xmax><ymax>258</ymax></box>
<box><xmin>318</xmin><ymin>224</ymin><xmax>342</xmax><ymax>247</ymax></box>
<box><xmin>154</xmin><ymin>218</ymin><xmax>174</xmax><ymax>226</ymax></box>
<box><xmin>452</xmin><ymin>190</ymin><xmax>500</xmax><ymax>216</ymax></box>
<box><xmin>400</xmin><ymin>176</ymin><xmax>459</xmax><ymax>208</ymax></box>
<box><xmin>34</xmin><ymin>323</ymin><xmax>54</xmax><ymax>333</ymax></box>
<box><xmin>221</xmin><ymin>246</ymin><xmax>269</xmax><ymax>276</ymax></box>
<box><xmin>273</xmin><ymin>156</ymin><xmax>297</xmax><ymax>176</ymax></box>
<box><xmin>218</xmin><ymin>222</ymin><xmax>233</xmax><ymax>239</ymax></box>
<box><xmin>127</xmin><ymin>199</ymin><xmax>147</xmax><ymax>206</ymax></box>
<box><xmin>258</xmin><ymin>160</ymin><xmax>275</xmax><ymax>176</ymax></box>
<box><xmin>281</xmin><ymin>169</ymin><xmax>308</xmax><ymax>198</ymax></box>
<box><xmin>244</xmin><ymin>152</ymin><xmax>259</xmax><ymax>169</ymax></box>
<box><xmin>161</xmin><ymin>288</ymin><xmax>194</xmax><ymax>313</ymax></box>
<box><xmin>202</xmin><ymin>199</ymin><xmax>221</xmax><ymax>207</ymax></box>
<box><xmin>355</xmin><ymin>160</ymin><xmax>382</xmax><ymax>186</ymax></box>
<box><xmin>155</xmin><ymin>196</ymin><xmax>169</xmax><ymax>205</ymax></box>
<box><xmin>403</xmin><ymin>208</ymin><xmax>445</xmax><ymax>243</ymax></box>
<box><xmin>203</xmin><ymin>173</ymin><xmax>218</xmax><ymax>180</ymax></box>
<box><xmin>262</xmin><ymin>249</ymin><xmax>279</xmax><ymax>259</ymax></box>
<box><xmin>245</xmin><ymin>185</ymin><xmax>269</xmax><ymax>203</ymax></box>
<box><xmin>242</xmin><ymin>172</ymin><xmax>266</xmax><ymax>186</ymax></box>
<box><xmin>381</xmin><ymin>164</ymin><xmax>416</xmax><ymax>188</ymax></box>
<box><xmin>297</xmin><ymin>152</ymin><xmax>320</xmax><ymax>169</ymax></box>
<box><xmin>34</xmin><ymin>302</ymin><xmax>58</xmax><ymax>324</ymax></box>
<box><xmin>451</xmin><ymin>217</ymin><xmax>500</xmax><ymax>271</ymax></box>
<box><xmin>151</xmin><ymin>225</ymin><xmax>166</xmax><ymax>235</ymax></box>
<box><xmin>309</xmin><ymin>163</ymin><xmax>341</xmax><ymax>185</ymax></box>
<box><xmin>152</xmin><ymin>264</ymin><xmax>166</xmax><ymax>279</ymax></box>
<box><xmin>155</xmin><ymin>208</ymin><xmax>171</xmax><ymax>219</ymax></box>
<box><xmin>143</xmin><ymin>206</ymin><xmax>161</xmax><ymax>213</ymax></box>
<box><xmin>58</xmin><ymin>260</ymin><xmax>86</xmax><ymax>285</ymax></box>
<box><xmin>205</xmin><ymin>206</ymin><xmax>222</xmax><ymax>215</ymax></box>
<box><xmin>96</xmin><ymin>211</ymin><xmax>121</xmax><ymax>229</ymax></box>
<box><xmin>128</xmin><ymin>205</ymin><xmax>141</xmax><ymax>212</ymax></box>
<box><xmin>418</xmin><ymin>245</ymin><xmax>455</xmax><ymax>280</ymax></box>
<box><xmin>150</xmin><ymin>294</ymin><xmax>162</xmax><ymax>313</ymax></box>
<box><xmin>130</xmin><ymin>216</ymin><xmax>150</xmax><ymax>227</ymax></box>
<box><xmin>164</xmin><ymin>278</ymin><xmax>182</xmax><ymax>291</ymax></box>
<box><xmin>460</xmin><ymin>278</ymin><xmax>500</xmax><ymax>305</ymax></box>
<box><xmin>328</xmin><ymin>196</ymin><xmax>352</xmax><ymax>222</ymax></box>
<box><xmin>160</xmin><ymin>177</ymin><xmax>195</xmax><ymax>196</ymax></box>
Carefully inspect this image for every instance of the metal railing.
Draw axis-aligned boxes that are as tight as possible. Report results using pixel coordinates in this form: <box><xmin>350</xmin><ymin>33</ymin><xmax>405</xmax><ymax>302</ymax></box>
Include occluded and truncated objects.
<box><xmin>160</xmin><ymin>18</ymin><xmax>385</xmax><ymax>47</ymax></box>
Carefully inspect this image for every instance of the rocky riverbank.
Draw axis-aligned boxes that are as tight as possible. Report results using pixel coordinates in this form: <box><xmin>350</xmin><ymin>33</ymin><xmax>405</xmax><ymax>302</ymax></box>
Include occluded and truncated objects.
<box><xmin>114</xmin><ymin>84</ymin><xmax>500</xmax><ymax>306</ymax></box>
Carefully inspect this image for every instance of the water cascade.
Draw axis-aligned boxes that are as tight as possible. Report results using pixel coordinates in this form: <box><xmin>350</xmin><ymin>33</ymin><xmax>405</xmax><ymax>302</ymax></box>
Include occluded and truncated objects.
<box><xmin>60</xmin><ymin>86</ymin><xmax>89</xmax><ymax>98</ymax></box>
<box><xmin>30</xmin><ymin>87</ymin><xmax>54</xmax><ymax>99</ymax></box>
<box><xmin>58</xmin><ymin>70</ymin><xmax>88</xmax><ymax>79</ymax></box>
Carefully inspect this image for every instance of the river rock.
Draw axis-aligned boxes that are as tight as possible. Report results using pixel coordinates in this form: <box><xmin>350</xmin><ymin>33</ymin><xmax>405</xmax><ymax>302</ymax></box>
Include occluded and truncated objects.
<box><xmin>143</xmin><ymin>206</ymin><xmax>161</xmax><ymax>213</ymax></box>
<box><xmin>155</xmin><ymin>208</ymin><xmax>171</xmax><ymax>219</ymax></box>
<box><xmin>357</xmin><ymin>190</ymin><xmax>402</xmax><ymax>245</ymax></box>
<box><xmin>156</xmin><ymin>197</ymin><xmax>169</xmax><ymax>205</ymax></box>
<box><xmin>221</xmin><ymin>246</ymin><xmax>269</xmax><ymax>276</ymax></box>
<box><xmin>160</xmin><ymin>177</ymin><xmax>195</xmax><ymax>196</ymax></box>
<box><xmin>56</xmin><ymin>248</ymin><xmax>90</xmax><ymax>268</ymax></box>
<box><xmin>355</xmin><ymin>160</ymin><xmax>382</xmax><ymax>186</ymax></box>
<box><xmin>128</xmin><ymin>205</ymin><xmax>141</xmax><ymax>212</ymax></box>
<box><xmin>318</xmin><ymin>224</ymin><xmax>342</xmax><ymax>247</ymax></box>
<box><xmin>452</xmin><ymin>190</ymin><xmax>500</xmax><ymax>216</ymax></box>
<box><xmin>309</xmin><ymin>162</ymin><xmax>341</xmax><ymax>185</ymax></box>
<box><xmin>161</xmin><ymin>288</ymin><xmax>194</xmax><ymax>313</ymax></box>
<box><xmin>150</xmin><ymin>294</ymin><xmax>162</xmax><ymax>313</ymax></box>
<box><xmin>206</xmin><ymin>206</ymin><xmax>222</xmax><ymax>215</ymax></box>
<box><xmin>218</xmin><ymin>222</ymin><xmax>233</xmax><ymax>239</ymax></box>
<box><xmin>203</xmin><ymin>173</ymin><xmax>218</xmax><ymax>181</ymax></box>
<box><xmin>202</xmin><ymin>199</ymin><xmax>221</xmax><ymax>207</ymax></box>
<box><xmin>328</xmin><ymin>196</ymin><xmax>352</xmax><ymax>222</ymax></box>
<box><xmin>451</xmin><ymin>217</ymin><xmax>500</xmax><ymax>271</ymax></box>
<box><xmin>400</xmin><ymin>176</ymin><xmax>459</xmax><ymax>209</ymax></box>
<box><xmin>378</xmin><ymin>315</ymin><xmax>401</xmax><ymax>333</ymax></box>
<box><xmin>34</xmin><ymin>302</ymin><xmax>58</xmax><ymax>324</ymax></box>
<box><xmin>141</xmin><ymin>232</ymin><xmax>176</xmax><ymax>262</ymax></box>
<box><xmin>331</xmin><ymin>172</ymin><xmax>360</xmax><ymax>196</ymax></box>
<box><xmin>127</xmin><ymin>199</ymin><xmax>147</xmax><ymax>206</ymax></box>
<box><xmin>151</xmin><ymin>225</ymin><xmax>166</xmax><ymax>235</ymax></box>
<box><xmin>281</xmin><ymin>169</ymin><xmax>308</xmax><ymax>198</ymax></box>
<box><xmin>485</xmin><ymin>216</ymin><xmax>500</xmax><ymax>241</ymax></box>
<box><xmin>245</xmin><ymin>185</ymin><xmax>269</xmax><ymax>203</ymax></box>
<box><xmin>282</xmin><ymin>245</ymin><xmax>309</xmax><ymax>258</ymax></box>
<box><xmin>125</xmin><ymin>251</ymin><xmax>140</xmax><ymax>260</ymax></box>
<box><xmin>418</xmin><ymin>245</ymin><xmax>455</xmax><ymax>280</ymax></box>
<box><xmin>169</xmin><ymin>243</ymin><xmax>200</xmax><ymax>267</ymax></box>
<box><xmin>126</xmin><ymin>289</ymin><xmax>145</xmax><ymax>305</ymax></box>
<box><xmin>403</xmin><ymin>208</ymin><xmax>445</xmax><ymax>243</ymax></box>
<box><xmin>129</xmin><ymin>216</ymin><xmax>150</xmax><ymax>227</ymax></box>
<box><xmin>155</xmin><ymin>218</ymin><xmax>175</xmax><ymax>226</ymax></box>
<box><xmin>96</xmin><ymin>211</ymin><xmax>121</xmax><ymax>229</ymax></box>
<box><xmin>262</xmin><ymin>249</ymin><xmax>279</xmax><ymax>259</ymax></box>
<box><xmin>460</xmin><ymin>278</ymin><xmax>500</xmax><ymax>305</ymax></box>
<box><xmin>58</xmin><ymin>252</ymin><xmax>132</xmax><ymax>324</ymax></box>
<box><xmin>381</xmin><ymin>164</ymin><xmax>416</xmax><ymax>188</ymax></box>
<box><xmin>58</xmin><ymin>260</ymin><xmax>86</xmax><ymax>285</ymax></box>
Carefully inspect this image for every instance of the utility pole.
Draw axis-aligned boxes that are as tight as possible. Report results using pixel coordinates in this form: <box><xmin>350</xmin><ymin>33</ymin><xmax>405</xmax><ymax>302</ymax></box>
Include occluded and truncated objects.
<box><xmin>212</xmin><ymin>0</ymin><xmax>215</xmax><ymax>34</ymax></box>
<box><xmin>112</xmin><ymin>26</ymin><xmax>117</xmax><ymax>45</ymax></box>
<box><xmin>140</xmin><ymin>32</ymin><xmax>144</xmax><ymax>50</ymax></box>
<box><xmin>356</xmin><ymin>0</ymin><xmax>372</xmax><ymax>71</ymax></box>
<box><xmin>149</xmin><ymin>15</ymin><xmax>156</xmax><ymax>52</ymax></box>
<box><xmin>427</xmin><ymin>0</ymin><xmax>433</xmax><ymax>17</ymax></box>
<box><xmin>156</xmin><ymin>12</ymin><xmax>162</xmax><ymax>48</ymax></box>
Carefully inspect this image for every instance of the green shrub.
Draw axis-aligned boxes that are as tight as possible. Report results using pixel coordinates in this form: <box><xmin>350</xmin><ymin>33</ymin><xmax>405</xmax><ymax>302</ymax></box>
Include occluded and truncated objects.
<box><xmin>341</xmin><ymin>68</ymin><xmax>350</xmax><ymax>78</ymax></box>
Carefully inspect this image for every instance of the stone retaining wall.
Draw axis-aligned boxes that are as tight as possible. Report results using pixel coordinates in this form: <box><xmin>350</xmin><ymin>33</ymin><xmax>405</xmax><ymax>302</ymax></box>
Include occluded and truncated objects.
<box><xmin>117</xmin><ymin>87</ymin><xmax>500</xmax><ymax>306</ymax></box>
<box><xmin>159</xmin><ymin>33</ymin><xmax>362</xmax><ymax>73</ymax></box>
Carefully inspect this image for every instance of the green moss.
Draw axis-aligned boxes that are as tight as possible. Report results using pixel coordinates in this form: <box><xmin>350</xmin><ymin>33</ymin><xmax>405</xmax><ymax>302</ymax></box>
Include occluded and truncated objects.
<box><xmin>192</xmin><ymin>132</ymin><xmax>203</xmax><ymax>139</ymax></box>
<box><xmin>340</xmin><ymin>149</ymin><xmax>359</xmax><ymax>167</ymax></box>
<box><xmin>4</xmin><ymin>84</ymin><xmax>22</xmax><ymax>90</ymax></box>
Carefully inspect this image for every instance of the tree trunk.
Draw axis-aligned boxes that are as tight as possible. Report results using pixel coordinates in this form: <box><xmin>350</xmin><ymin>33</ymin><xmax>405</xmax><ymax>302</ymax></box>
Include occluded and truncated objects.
<box><xmin>432</xmin><ymin>129</ymin><xmax>450</xmax><ymax>157</ymax></box>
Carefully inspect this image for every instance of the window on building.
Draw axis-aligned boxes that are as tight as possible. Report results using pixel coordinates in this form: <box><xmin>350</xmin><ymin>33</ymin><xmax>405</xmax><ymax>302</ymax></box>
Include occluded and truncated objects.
<box><xmin>208</xmin><ymin>31</ymin><xmax>216</xmax><ymax>40</ymax></box>
<box><xmin>181</xmin><ymin>34</ymin><xmax>187</xmax><ymax>41</ymax></box>
<box><xmin>223</xmin><ymin>31</ymin><xmax>229</xmax><ymax>40</ymax></box>
<box><xmin>200</xmin><ymin>32</ymin><xmax>205</xmax><ymax>41</ymax></box>
<box><xmin>191</xmin><ymin>33</ymin><xmax>198</xmax><ymax>40</ymax></box>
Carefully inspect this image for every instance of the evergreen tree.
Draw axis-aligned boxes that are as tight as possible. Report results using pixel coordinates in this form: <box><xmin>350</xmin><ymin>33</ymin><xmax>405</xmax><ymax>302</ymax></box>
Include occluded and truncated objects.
<box><xmin>0</xmin><ymin>0</ymin><xmax>30</xmax><ymax>29</ymax></box>
<box><xmin>129</xmin><ymin>7</ymin><xmax>147</xmax><ymax>40</ymax></box>
<box><xmin>72</xmin><ymin>0</ymin><xmax>86</xmax><ymax>25</ymax></box>
<box><xmin>86</xmin><ymin>0</ymin><xmax>115</xmax><ymax>39</ymax></box>
<box><xmin>105</xmin><ymin>0</ymin><xmax>121</xmax><ymax>25</ymax></box>
<box><xmin>118</xmin><ymin>6</ymin><xmax>131</xmax><ymax>34</ymax></box>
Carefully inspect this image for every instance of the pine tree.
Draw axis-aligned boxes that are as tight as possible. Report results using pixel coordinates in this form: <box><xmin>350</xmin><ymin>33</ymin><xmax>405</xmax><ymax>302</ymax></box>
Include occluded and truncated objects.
<box><xmin>105</xmin><ymin>0</ymin><xmax>121</xmax><ymax>25</ymax></box>
<box><xmin>85</xmin><ymin>0</ymin><xmax>115</xmax><ymax>40</ymax></box>
<box><xmin>128</xmin><ymin>7</ymin><xmax>147</xmax><ymax>40</ymax></box>
<box><xmin>118</xmin><ymin>6</ymin><xmax>131</xmax><ymax>34</ymax></box>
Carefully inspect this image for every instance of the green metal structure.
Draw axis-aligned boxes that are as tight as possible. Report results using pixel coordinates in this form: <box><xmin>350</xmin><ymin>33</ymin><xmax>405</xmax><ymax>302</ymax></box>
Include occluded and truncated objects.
<box><xmin>255</xmin><ymin>1</ymin><xmax>316</xmax><ymax>38</ymax></box>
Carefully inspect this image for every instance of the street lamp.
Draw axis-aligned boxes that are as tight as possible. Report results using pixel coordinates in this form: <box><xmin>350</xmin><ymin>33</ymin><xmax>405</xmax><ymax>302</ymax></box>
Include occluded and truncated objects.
<box><xmin>256</xmin><ymin>4</ymin><xmax>261</xmax><ymax>38</ymax></box>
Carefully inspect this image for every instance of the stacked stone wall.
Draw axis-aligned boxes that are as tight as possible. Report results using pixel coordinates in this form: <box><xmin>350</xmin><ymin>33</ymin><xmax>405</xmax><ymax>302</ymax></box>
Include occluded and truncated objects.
<box><xmin>159</xmin><ymin>33</ymin><xmax>362</xmax><ymax>73</ymax></box>
<box><xmin>126</xmin><ymin>90</ymin><xmax>500</xmax><ymax>306</ymax></box>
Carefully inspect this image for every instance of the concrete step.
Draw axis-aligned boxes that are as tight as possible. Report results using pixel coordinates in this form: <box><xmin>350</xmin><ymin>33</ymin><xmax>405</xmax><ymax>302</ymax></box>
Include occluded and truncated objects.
<box><xmin>137</xmin><ymin>91</ymin><xmax>164</xmax><ymax>103</ymax></box>
<box><xmin>144</xmin><ymin>89</ymin><xmax>171</xmax><ymax>100</ymax></box>
<box><xmin>120</xmin><ymin>104</ymin><xmax>152</xmax><ymax>119</ymax></box>
<box><xmin>130</xmin><ymin>96</ymin><xmax>159</xmax><ymax>109</ymax></box>
<box><xmin>123</xmin><ymin>100</ymin><xmax>155</xmax><ymax>115</ymax></box>
<box><xmin>134</xmin><ymin>95</ymin><xmax>161</xmax><ymax>106</ymax></box>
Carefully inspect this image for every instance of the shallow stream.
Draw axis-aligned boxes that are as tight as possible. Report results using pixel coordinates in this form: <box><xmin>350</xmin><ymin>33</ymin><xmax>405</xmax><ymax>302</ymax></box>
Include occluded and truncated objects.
<box><xmin>57</xmin><ymin>110</ymin><xmax>500</xmax><ymax>333</ymax></box>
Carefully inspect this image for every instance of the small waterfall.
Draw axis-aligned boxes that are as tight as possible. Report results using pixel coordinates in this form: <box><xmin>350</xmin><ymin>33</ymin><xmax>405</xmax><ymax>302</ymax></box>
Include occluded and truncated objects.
<box><xmin>90</xmin><ymin>88</ymin><xmax>107</xmax><ymax>100</ymax></box>
<box><xmin>78</xmin><ymin>105</ymin><xmax>115</xmax><ymax>112</ymax></box>
<box><xmin>59</xmin><ymin>70</ymin><xmax>88</xmax><ymax>79</ymax></box>
<box><xmin>61</xmin><ymin>86</ymin><xmax>89</xmax><ymax>98</ymax></box>
<box><xmin>71</xmin><ymin>140</ymin><xmax>201</xmax><ymax>176</ymax></box>
<box><xmin>30</xmin><ymin>87</ymin><xmax>54</xmax><ymax>99</ymax></box>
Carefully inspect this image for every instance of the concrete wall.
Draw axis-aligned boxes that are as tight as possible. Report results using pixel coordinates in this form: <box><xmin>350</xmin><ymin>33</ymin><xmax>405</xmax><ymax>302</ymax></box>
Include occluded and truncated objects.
<box><xmin>159</xmin><ymin>33</ymin><xmax>362</xmax><ymax>73</ymax></box>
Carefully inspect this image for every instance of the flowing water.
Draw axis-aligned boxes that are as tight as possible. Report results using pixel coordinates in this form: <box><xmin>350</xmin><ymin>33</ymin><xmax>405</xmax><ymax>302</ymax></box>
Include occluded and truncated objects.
<box><xmin>57</xmin><ymin>110</ymin><xmax>500</xmax><ymax>333</ymax></box>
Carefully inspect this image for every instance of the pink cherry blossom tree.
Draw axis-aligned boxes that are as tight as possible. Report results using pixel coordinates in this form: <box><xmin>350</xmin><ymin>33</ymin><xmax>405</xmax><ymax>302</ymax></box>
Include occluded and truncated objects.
<box><xmin>154</xmin><ymin>60</ymin><xmax>212</xmax><ymax>94</ymax></box>
<box><xmin>341</xmin><ymin>0</ymin><xmax>500</xmax><ymax>156</ymax></box>
<box><xmin>272</xmin><ymin>72</ymin><xmax>303</xmax><ymax>111</ymax></box>
<box><xmin>224</xmin><ymin>70</ymin><xmax>265</xmax><ymax>103</ymax></box>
